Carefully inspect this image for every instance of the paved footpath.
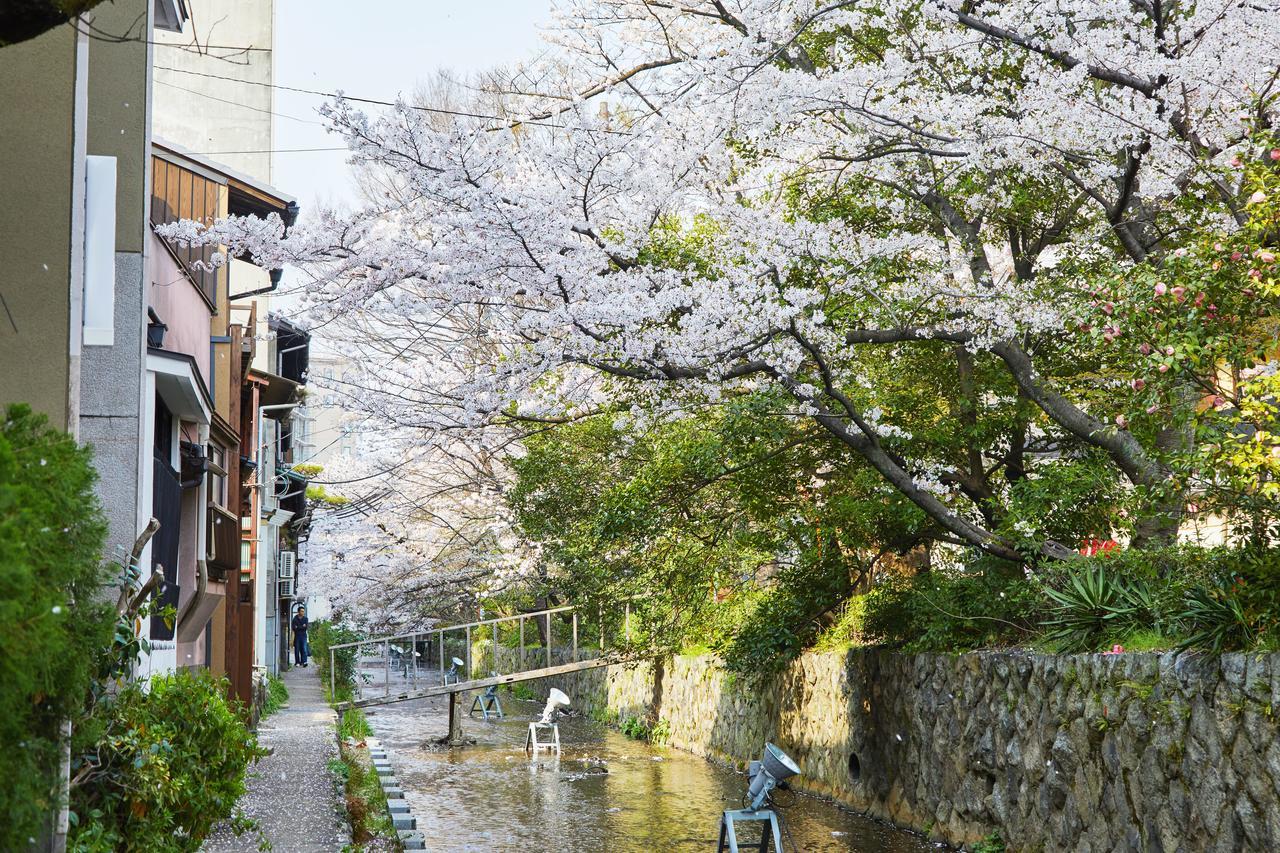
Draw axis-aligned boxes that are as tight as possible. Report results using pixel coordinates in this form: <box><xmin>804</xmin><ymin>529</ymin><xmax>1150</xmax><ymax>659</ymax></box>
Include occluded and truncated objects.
<box><xmin>204</xmin><ymin>665</ymin><xmax>349</xmax><ymax>852</ymax></box>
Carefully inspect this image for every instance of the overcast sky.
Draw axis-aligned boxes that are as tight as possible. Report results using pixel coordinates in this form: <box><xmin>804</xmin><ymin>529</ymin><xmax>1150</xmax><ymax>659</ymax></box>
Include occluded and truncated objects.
<box><xmin>273</xmin><ymin>1</ymin><xmax>555</xmax><ymax>212</ymax></box>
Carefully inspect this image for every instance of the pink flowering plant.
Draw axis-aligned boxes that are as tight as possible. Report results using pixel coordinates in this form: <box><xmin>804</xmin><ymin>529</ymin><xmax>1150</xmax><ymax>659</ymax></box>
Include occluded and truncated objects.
<box><xmin>1078</xmin><ymin>136</ymin><xmax>1280</xmax><ymax>533</ymax></box>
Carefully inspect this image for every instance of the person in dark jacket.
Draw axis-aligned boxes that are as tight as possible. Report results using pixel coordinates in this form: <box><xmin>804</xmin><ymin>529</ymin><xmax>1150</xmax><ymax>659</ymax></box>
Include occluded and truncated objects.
<box><xmin>291</xmin><ymin>606</ymin><xmax>309</xmax><ymax>667</ymax></box>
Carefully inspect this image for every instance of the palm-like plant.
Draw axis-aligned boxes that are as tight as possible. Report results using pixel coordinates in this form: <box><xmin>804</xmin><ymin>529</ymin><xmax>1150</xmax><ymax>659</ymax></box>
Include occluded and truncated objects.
<box><xmin>1043</xmin><ymin>564</ymin><xmax>1156</xmax><ymax>652</ymax></box>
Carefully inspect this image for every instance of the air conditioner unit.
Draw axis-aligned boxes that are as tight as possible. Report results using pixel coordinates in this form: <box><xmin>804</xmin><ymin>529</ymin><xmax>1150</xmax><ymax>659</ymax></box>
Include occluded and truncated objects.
<box><xmin>277</xmin><ymin>577</ymin><xmax>296</xmax><ymax>599</ymax></box>
<box><xmin>278</xmin><ymin>551</ymin><xmax>296</xmax><ymax>579</ymax></box>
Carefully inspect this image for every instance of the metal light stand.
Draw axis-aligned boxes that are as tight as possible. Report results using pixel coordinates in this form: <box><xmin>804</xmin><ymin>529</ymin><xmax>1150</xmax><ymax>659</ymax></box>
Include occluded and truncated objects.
<box><xmin>524</xmin><ymin>721</ymin><xmax>560</xmax><ymax>754</ymax></box>
<box><xmin>469</xmin><ymin>684</ymin><xmax>503</xmax><ymax>720</ymax></box>
<box><xmin>716</xmin><ymin>809</ymin><xmax>784</xmax><ymax>853</ymax></box>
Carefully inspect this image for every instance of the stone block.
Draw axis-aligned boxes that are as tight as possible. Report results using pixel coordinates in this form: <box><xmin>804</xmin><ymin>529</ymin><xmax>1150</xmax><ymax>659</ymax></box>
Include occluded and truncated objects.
<box><xmin>399</xmin><ymin>830</ymin><xmax>426</xmax><ymax>850</ymax></box>
<box><xmin>393</xmin><ymin>814</ymin><xmax>417</xmax><ymax>830</ymax></box>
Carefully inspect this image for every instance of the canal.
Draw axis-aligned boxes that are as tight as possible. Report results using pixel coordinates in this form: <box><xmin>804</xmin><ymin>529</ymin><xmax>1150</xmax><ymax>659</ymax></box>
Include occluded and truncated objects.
<box><xmin>362</xmin><ymin>691</ymin><xmax>938</xmax><ymax>852</ymax></box>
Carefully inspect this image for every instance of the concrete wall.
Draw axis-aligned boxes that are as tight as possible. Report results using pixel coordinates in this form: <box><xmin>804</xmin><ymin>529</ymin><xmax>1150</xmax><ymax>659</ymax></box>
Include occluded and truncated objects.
<box><xmin>152</xmin><ymin>0</ymin><xmax>275</xmax><ymax>182</ymax></box>
<box><xmin>79</xmin><ymin>0</ymin><xmax>153</xmax><ymax>563</ymax></box>
<box><xmin>0</xmin><ymin>24</ymin><xmax>81</xmax><ymax>428</ymax></box>
<box><xmin>523</xmin><ymin>650</ymin><xmax>1280</xmax><ymax>852</ymax></box>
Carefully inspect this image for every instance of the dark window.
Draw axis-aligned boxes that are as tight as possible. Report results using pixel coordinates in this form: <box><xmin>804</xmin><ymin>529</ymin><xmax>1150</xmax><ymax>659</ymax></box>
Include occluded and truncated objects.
<box><xmin>154</xmin><ymin>397</ymin><xmax>173</xmax><ymax>462</ymax></box>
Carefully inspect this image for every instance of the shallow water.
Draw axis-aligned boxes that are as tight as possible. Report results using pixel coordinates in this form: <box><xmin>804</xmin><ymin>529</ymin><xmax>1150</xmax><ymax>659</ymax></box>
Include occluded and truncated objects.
<box><xmin>362</xmin><ymin>689</ymin><xmax>937</xmax><ymax>853</ymax></box>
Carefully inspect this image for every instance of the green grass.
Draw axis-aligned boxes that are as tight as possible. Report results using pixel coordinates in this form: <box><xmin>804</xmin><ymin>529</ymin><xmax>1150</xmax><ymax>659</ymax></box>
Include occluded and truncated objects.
<box><xmin>262</xmin><ymin>674</ymin><xmax>289</xmax><ymax>718</ymax></box>
<box><xmin>338</xmin><ymin>708</ymin><xmax>373</xmax><ymax>741</ymax></box>
<box><xmin>1116</xmin><ymin>629</ymin><xmax>1179</xmax><ymax>652</ymax></box>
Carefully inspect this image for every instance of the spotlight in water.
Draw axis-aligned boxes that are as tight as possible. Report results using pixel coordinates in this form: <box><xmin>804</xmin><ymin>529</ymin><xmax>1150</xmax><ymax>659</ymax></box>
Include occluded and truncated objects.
<box><xmin>716</xmin><ymin>743</ymin><xmax>799</xmax><ymax>852</ymax></box>
<box><xmin>746</xmin><ymin>743</ymin><xmax>800</xmax><ymax>811</ymax></box>
<box><xmin>527</xmin><ymin>688</ymin><xmax>571</xmax><ymax>755</ymax></box>
<box><xmin>539</xmin><ymin>688</ymin><xmax>571</xmax><ymax>723</ymax></box>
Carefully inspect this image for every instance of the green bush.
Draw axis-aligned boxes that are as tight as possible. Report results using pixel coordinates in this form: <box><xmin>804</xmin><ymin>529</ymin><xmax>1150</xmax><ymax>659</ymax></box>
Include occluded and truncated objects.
<box><xmin>311</xmin><ymin>620</ymin><xmax>361</xmax><ymax>703</ymax></box>
<box><xmin>0</xmin><ymin>404</ymin><xmax>115</xmax><ymax>846</ymax></box>
<box><xmin>338</xmin><ymin>707</ymin><xmax>373</xmax><ymax>741</ymax></box>
<box><xmin>68</xmin><ymin>670</ymin><xmax>265</xmax><ymax>852</ymax></box>
<box><xmin>1041</xmin><ymin>563</ymin><xmax>1157</xmax><ymax>652</ymax></box>
<box><xmin>860</xmin><ymin>566</ymin><xmax>1045</xmax><ymax>651</ymax></box>
<box><xmin>262</xmin><ymin>673</ymin><xmax>289</xmax><ymax>717</ymax></box>
<box><xmin>720</xmin><ymin>557</ymin><xmax>854</xmax><ymax>674</ymax></box>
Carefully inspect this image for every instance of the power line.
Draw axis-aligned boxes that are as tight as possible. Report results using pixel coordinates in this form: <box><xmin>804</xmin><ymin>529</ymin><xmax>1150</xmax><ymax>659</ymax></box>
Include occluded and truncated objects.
<box><xmin>186</xmin><ymin>147</ymin><xmax>349</xmax><ymax>155</ymax></box>
<box><xmin>155</xmin><ymin>78</ymin><xmax>323</xmax><ymax>125</ymax></box>
<box><xmin>153</xmin><ymin>65</ymin><xmax>634</xmax><ymax>136</ymax></box>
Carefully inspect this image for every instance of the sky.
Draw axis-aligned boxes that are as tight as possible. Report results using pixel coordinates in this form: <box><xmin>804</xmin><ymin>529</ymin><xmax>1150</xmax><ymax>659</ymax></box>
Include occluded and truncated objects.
<box><xmin>272</xmin><ymin>1</ymin><xmax>556</xmax><ymax>212</ymax></box>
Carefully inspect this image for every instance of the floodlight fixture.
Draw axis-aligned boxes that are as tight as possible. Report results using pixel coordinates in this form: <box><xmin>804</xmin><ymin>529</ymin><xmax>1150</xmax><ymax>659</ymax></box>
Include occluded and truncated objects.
<box><xmin>746</xmin><ymin>743</ymin><xmax>800</xmax><ymax>811</ymax></box>
<box><xmin>539</xmin><ymin>688</ymin><xmax>571</xmax><ymax>723</ymax></box>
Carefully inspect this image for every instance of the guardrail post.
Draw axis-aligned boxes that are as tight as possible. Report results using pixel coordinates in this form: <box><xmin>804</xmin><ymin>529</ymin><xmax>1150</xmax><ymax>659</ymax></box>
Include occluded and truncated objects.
<box><xmin>384</xmin><ymin>640</ymin><xmax>390</xmax><ymax>697</ymax></box>
<box><xmin>492</xmin><ymin>622</ymin><xmax>499</xmax><ymax>675</ymax></box>
<box><xmin>546</xmin><ymin>611</ymin><xmax>552</xmax><ymax>668</ymax></box>
<box><xmin>465</xmin><ymin>624</ymin><xmax>472</xmax><ymax>680</ymax></box>
<box><xmin>330</xmin><ymin>648</ymin><xmax>336</xmax><ymax>701</ymax></box>
<box><xmin>572</xmin><ymin>610</ymin><xmax>578</xmax><ymax>662</ymax></box>
<box><xmin>519</xmin><ymin>616</ymin><xmax>525</xmax><ymax>671</ymax></box>
<box><xmin>438</xmin><ymin>629</ymin><xmax>444</xmax><ymax>683</ymax></box>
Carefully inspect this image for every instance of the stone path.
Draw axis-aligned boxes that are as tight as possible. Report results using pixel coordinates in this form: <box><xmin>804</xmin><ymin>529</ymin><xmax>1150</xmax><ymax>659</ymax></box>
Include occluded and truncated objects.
<box><xmin>204</xmin><ymin>665</ymin><xmax>349</xmax><ymax>852</ymax></box>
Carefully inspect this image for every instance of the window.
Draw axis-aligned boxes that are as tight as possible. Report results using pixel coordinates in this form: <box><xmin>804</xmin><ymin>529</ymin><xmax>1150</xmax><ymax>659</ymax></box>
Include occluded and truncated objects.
<box><xmin>208</xmin><ymin>444</ymin><xmax>228</xmax><ymax>506</ymax></box>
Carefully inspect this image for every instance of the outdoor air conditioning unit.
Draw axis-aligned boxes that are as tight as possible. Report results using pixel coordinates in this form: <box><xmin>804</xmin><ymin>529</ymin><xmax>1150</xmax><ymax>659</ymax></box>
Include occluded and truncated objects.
<box><xmin>278</xmin><ymin>577</ymin><xmax>296</xmax><ymax>599</ymax></box>
<box><xmin>278</xmin><ymin>551</ymin><xmax>296</xmax><ymax>579</ymax></box>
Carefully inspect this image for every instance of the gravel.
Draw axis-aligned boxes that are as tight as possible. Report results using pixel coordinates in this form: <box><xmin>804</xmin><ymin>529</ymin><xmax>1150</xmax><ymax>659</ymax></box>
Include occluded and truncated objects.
<box><xmin>203</xmin><ymin>666</ymin><xmax>350</xmax><ymax>852</ymax></box>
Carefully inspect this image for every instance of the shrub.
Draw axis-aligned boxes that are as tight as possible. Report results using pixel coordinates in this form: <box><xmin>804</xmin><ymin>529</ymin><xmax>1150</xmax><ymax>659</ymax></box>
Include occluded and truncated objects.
<box><xmin>311</xmin><ymin>620</ymin><xmax>361</xmax><ymax>703</ymax></box>
<box><xmin>720</xmin><ymin>557</ymin><xmax>853</xmax><ymax>674</ymax></box>
<box><xmin>861</xmin><ymin>568</ymin><xmax>1043</xmax><ymax>651</ymax></box>
<box><xmin>1178</xmin><ymin>579</ymin><xmax>1255</xmax><ymax>652</ymax></box>
<box><xmin>0</xmin><ymin>404</ymin><xmax>115</xmax><ymax>846</ymax></box>
<box><xmin>1040</xmin><ymin>563</ymin><xmax>1157</xmax><ymax>652</ymax></box>
<box><xmin>263</xmin><ymin>673</ymin><xmax>289</xmax><ymax>717</ymax></box>
<box><xmin>338</xmin><ymin>708</ymin><xmax>373</xmax><ymax>741</ymax></box>
<box><xmin>68</xmin><ymin>670</ymin><xmax>265</xmax><ymax>852</ymax></box>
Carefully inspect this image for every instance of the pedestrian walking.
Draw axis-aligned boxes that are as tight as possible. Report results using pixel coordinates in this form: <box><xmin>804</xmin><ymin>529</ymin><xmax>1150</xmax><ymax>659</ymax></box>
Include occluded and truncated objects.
<box><xmin>291</xmin><ymin>605</ymin><xmax>310</xmax><ymax>667</ymax></box>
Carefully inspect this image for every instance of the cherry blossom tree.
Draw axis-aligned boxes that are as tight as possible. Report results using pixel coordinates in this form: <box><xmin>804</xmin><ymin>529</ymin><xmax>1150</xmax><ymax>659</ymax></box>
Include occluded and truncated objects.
<box><xmin>166</xmin><ymin>0</ymin><xmax>1280</xmax><ymax>566</ymax></box>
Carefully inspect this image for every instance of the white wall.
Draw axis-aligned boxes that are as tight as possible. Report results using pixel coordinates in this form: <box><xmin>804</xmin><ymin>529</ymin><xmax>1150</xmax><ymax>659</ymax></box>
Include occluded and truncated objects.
<box><xmin>152</xmin><ymin>0</ymin><xmax>275</xmax><ymax>182</ymax></box>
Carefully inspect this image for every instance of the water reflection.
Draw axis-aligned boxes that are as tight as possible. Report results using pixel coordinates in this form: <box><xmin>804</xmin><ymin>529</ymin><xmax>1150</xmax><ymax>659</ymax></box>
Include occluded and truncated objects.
<box><xmin>365</xmin><ymin>694</ymin><xmax>936</xmax><ymax>852</ymax></box>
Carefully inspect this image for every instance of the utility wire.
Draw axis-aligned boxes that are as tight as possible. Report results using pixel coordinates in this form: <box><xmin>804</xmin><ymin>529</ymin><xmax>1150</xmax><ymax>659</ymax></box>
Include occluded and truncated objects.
<box><xmin>153</xmin><ymin>65</ymin><xmax>634</xmax><ymax>136</ymax></box>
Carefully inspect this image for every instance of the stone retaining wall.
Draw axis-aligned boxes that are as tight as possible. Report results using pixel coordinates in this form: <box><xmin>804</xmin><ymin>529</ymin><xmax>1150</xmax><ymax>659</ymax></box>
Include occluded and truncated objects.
<box><xmin>515</xmin><ymin>648</ymin><xmax>1280</xmax><ymax>851</ymax></box>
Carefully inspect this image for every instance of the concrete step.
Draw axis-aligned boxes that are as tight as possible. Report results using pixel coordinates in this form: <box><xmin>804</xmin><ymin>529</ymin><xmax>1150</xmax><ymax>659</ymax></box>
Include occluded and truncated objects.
<box><xmin>399</xmin><ymin>830</ymin><xmax>426</xmax><ymax>850</ymax></box>
<box><xmin>393</xmin><ymin>815</ymin><xmax>417</xmax><ymax>831</ymax></box>
<box><xmin>387</xmin><ymin>801</ymin><xmax>411</xmax><ymax>814</ymax></box>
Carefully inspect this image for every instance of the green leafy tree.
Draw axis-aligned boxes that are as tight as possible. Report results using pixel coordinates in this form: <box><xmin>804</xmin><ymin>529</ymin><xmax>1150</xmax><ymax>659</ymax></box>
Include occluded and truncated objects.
<box><xmin>0</xmin><ymin>404</ymin><xmax>114</xmax><ymax>846</ymax></box>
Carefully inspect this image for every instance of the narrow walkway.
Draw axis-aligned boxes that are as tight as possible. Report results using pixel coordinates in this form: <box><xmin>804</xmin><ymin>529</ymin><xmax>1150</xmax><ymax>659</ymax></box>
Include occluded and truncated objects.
<box><xmin>204</xmin><ymin>665</ymin><xmax>349</xmax><ymax>852</ymax></box>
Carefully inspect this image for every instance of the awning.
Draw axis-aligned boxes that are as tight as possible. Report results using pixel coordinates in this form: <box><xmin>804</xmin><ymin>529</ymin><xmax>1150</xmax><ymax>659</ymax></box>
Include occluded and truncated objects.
<box><xmin>148</xmin><ymin>348</ymin><xmax>212</xmax><ymax>424</ymax></box>
<box><xmin>249</xmin><ymin>367</ymin><xmax>301</xmax><ymax>412</ymax></box>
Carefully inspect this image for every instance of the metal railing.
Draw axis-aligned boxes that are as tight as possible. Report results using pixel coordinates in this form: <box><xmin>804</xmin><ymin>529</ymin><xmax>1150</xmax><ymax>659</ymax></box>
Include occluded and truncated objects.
<box><xmin>328</xmin><ymin>601</ymin><xmax>636</xmax><ymax>703</ymax></box>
